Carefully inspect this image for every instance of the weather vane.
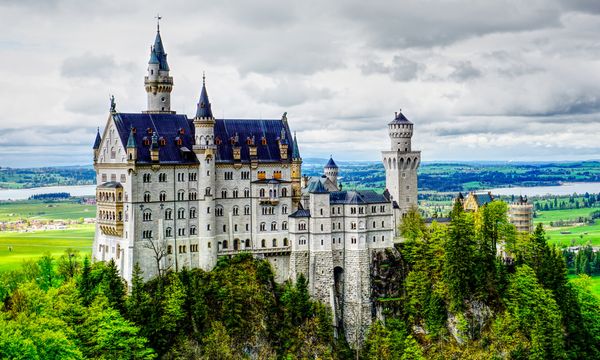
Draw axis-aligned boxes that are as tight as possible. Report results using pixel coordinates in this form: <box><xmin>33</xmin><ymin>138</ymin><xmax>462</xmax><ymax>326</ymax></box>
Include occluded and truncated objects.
<box><xmin>155</xmin><ymin>13</ymin><xmax>162</xmax><ymax>31</ymax></box>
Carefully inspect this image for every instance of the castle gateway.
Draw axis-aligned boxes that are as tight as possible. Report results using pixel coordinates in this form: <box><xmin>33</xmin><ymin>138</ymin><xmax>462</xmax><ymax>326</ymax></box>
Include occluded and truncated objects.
<box><xmin>92</xmin><ymin>22</ymin><xmax>420</xmax><ymax>343</ymax></box>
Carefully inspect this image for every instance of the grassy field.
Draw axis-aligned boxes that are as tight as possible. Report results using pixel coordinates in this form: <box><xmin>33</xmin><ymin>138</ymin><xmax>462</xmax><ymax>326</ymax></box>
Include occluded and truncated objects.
<box><xmin>568</xmin><ymin>274</ymin><xmax>600</xmax><ymax>297</ymax></box>
<box><xmin>0</xmin><ymin>200</ymin><xmax>95</xmax><ymax>221</ymax></box>
<box><xmin>534</xmin><ymin>207</ymin><xmax>597</xmax><ymax>224</ymax></box>
<box><xmin>0</xmin><ymin>225</ymin><xmax>94</xmax><ymax>272</ymax></box>
<box><xmin>533</xmin><ymin>207</ymin><xmax>600</xmax><ymax>247</ymax></box>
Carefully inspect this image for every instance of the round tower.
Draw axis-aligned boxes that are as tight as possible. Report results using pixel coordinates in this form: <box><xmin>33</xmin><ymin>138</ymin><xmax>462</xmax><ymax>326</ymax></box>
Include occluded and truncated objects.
<box><xmin>388</xmin><ymin>110</ymin><xmax>413</xmax><ymax>153</ymax></box>
<box><xmin>144</xmin><ymin>18</ymin><xmax>174</xmax><ymax>113</ymax></box>
<box><xmin>324</xmin><ymin>156</ymin><xmax>339</xmax><ymax>189</ymax></box>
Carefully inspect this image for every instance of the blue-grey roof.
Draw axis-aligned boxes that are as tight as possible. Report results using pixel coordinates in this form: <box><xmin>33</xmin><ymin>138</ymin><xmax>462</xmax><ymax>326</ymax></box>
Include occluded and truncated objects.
<box><xmin>292</xmin><ymin>132</ymin><xmax>300</xmax><ymax>159</ymax></box>
<box><xmin>195</xmin><ymin>78</ymin><xmax>213</xmax><ymax>118</ymax></box>
<box><xmin>214</xmin><ymin>119</ymin><xmax>295</xmax><ymax>164</ymax></box>
<box><xmin>325</xmin><ymin>157</ymin><xmax>338</xmax><ymax>169</ymax></box>
<box><xmin>93</xmin><ymin>128</ymin><xmax>102</xmax><ymax>149</ymax></box>
<box><xmin>307</xmin><ymin>180</ymin><xmax>328</xmax><ymax>194</ymax></box>
<box><xmin>388</xmin><ymin>111</ymin><xmax>412</xmax><ymax>125</ymax></box>
<box><xmin>112</xmin><ymin>113</ymin><xmax>198</xmax><ymax>164</ymax></box>
<box><xmin>98</xmin><ymin>181</ymin><xmax>122</xmax><ymax>188</ymax></box>
<box><xmin>289</xmin><ymin>209</ymin><xmax>311</xmax><ymax>218</ymax></box>
<box><xmin>329</xmin><ymin>190</ymin><xmax>389</xmax><ymax>204</ymax></box>
<box><xmin>152</xmin><ymin>31</ymin><xmax>169</xmax><ymax>71</ymax></box>
<box><xmin>148</xmin><ymin>48</ymin><xmax>159</xmax><ymax>65</ymax></box>
<box><xmin>473</xmin><ymin>193</ymin><xmax>494</xmax><ymax>207</ymax></box>
<box><xmin>110</xmin><ymin>113</ymin><xmax>298</xmax><ymax>165</ymax></box>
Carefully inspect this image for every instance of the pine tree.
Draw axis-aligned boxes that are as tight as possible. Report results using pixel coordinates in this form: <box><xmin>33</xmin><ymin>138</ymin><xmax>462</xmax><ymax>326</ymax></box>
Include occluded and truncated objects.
<box><xmin>101</xmin><ymin>259</ymin><xmax>126</xmax><ymax>312</ymax></box>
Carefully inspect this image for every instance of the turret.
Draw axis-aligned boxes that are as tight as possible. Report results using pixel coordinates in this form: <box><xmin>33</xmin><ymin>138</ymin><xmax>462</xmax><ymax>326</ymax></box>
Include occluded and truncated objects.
<box><xmin>193</xmin><ymin>74</ymin><xmax>215</xmax><ymax>149</ymax></box>
<box><xmin>388</xmin><ymin>110</ymin><xmax>413</xmax><ymax>153</ymax></box>
<box><xmin>291</xmin><ymin>132</ymin><xmax>303</xmax><ymax>208</ymax></box>
<box><xmin>324</xmin><ymin>156</ymin><xmax>339</xmax><ymax>189</ymax></box>
<box><xmin>93</xmin><ymin>127</ymin><xmax>101</xmax><ymax>163</ymax></box>
<box><xmin>144</xmin><ymin>18</ymin><xmax>174</xmax><ymax>113</ymax></box>
<box><xmin>126</xmin><ymin>127</ymin><xmax>137</xmax><ymax>163</ymax></box>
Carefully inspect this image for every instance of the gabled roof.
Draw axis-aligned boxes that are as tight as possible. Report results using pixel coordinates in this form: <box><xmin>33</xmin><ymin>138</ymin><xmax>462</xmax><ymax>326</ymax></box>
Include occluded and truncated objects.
<box><xmin>325</xmin><ymin>157</ymin><xmax>338</xmax><ymax>169</ymax></box>
<box><xmin>214</xmin><ymin>118</ymin><xmax>293</xmax><ymax>164</ymax></box>
<box><xmin>112</xmin><ymin>112</ymin><xmax>197</xmax><ymax>164</ymax></box>
<box><xmin>329</xmin><ymin>190</ymin><xmax>389</xmax><ymax>204</ymax></box>
<box><xmin>471</xmin><ymin>192</ymin><xmax>494</xmax><ymax>207</ymax></box>
<box><xmin>290</xmin><ymin>208</ymin><xmax>311</xmax><ymax>218</ymax></box>
<box><xmin>308</xmin><ymin>179</ymin><xmax>329</xmax><ymax>194</ymax></box>
<box><xmin>93</xmin><ymin>128</ymin><xmax>102</xmax><ymax>149</ymax></box>
<box><xmin>98</xmin><ymin>181</ymin><xmax>122</xmax><ymax>188</ymax></box>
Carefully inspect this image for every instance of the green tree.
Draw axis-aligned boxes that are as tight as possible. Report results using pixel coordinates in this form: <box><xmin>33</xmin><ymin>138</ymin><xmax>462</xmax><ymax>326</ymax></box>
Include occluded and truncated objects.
<box><xmin>37</xmin><ymin>253</ymin><xmax>57</xmax><ymax>291</ymax></box>
<box><xmin>200</xmin><ymin>321</ymin><xmax>236</xmax><ymax>360</ymax></box>
<box><xmin>57</xmin><ymin>248</ymin><xmax>81</xmax><ymax>280</ymax></box>
<box><xmin>100</xmin><ymin>259</ymin><xmax>126</xmax><ymax>312</ymax></box>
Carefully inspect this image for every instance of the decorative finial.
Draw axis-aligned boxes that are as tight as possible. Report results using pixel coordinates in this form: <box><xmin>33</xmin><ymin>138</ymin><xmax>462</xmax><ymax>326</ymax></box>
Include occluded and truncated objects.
<box><xmin>155</xmin><ymin>14</ymin><xmax>162</xmax><ymax>32</ymax></box>
<box><xmin>110</xmin><ymin>95</ymin><xmax>116</xmax><ymax>112</ymax></box>
<box><xmin>202</xmin><ymin>71</ymin><xmax>206</xmax><ymax>85</ymax></box>
<box><xmin>282</xmin><ymin>111</ymin><xmax>287</xmax><ymax>122</ymax></box>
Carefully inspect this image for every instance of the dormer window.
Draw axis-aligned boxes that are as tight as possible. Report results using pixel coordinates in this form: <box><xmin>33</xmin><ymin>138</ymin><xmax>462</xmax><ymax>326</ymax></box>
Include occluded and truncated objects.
<box><xmin>142</xmin><ymin>136</ymin><xmax>150</xmax><ymax>146</ymax></box>
<box><xmin>131</xmin><ymin>127</ymin><xmax>137</xmax><ymax>134</ymax></box>
<box><xmin>246</xmin><ymin>138</ymin><xmax>252</xmax><ymax>145</ymax></box>
<box><xmin>159</xmin><ymin>137</ymin><xmax>166</xmax><ymax>146</ymax></box>
<box><xmin>179</xmin><ymin>128</ymin><xmax>185</xmax><ymax>135</ymax></box>
<box><xmin>147</xmin><ymin>128</ymin><xmax>153</xmax><ymax>135</ymax></box>
<box><xmin>261</xmin><ymin>137</ymin><xmax>267</xmax><ymax>145</ymax></box>
<box><xmin>215</xmin><ymin>137</ymin><xmax>222</xmax><ymax>145</ymax></box>
<box><xmin>175</xmin><ymin>136</ymin><xmax>183</xmax><ymax>146</ymax></box>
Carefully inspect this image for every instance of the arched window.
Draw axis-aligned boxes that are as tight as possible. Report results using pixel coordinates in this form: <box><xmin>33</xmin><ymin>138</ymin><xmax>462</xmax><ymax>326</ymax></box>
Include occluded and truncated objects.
<box><xmin>244</xmin><ymin>205</ymin><xmax>250</xmax><ymax>215</ymax></box>
<box><xmin>245</xmin><ymin>239</ymin><xmax>250</xmax><ymax>248</ymax></box>
<box><xmin>283</xmin><ymin>238</ymin><xmax>289</xmax><ymax>246</ymax></box>
<box><xmin>299</xmin><ymin>221</ymin><xmax>307</xmax><ymax>231</ymax></box>
<box><xmin>177</xmin><ymin>208</ymin><xmax>186</xmax><ymax>219</ymax></box>
<box><xmin>166</xmin><ymin>227</ymin><xmax>172</xmax><ymax>237</ymax></box>
<box><xmin>215</xmin><ymin>206</ymin><xmax>223</xmax><ymax>217</ymax></box>
<box><xmin>205</xmin><ymin>187</ymin><xmax>212</xmax><ymax>196</ymax></box>
<box><xmin>271</xmin><ymin>222</ymin><xmax>277</xmax><ymax>231</ymax></box>
<box><xmin>222</xmin><ymin>240</ymin><xmax>228</xmax><ymax>249</ymax></box>
<box><xmin>165</xmin><ymin>208</ymin><xmax>172</xmax><ymax>220</ymax></box>
<box><xmin>282</xmin><ymin>221</ymin><xmax>288</xmax><ymax>230</ymax></box>
<box><xmin>143</xmin><ymin>192</ymin><xmax>151</xmax><ymax>202</ymax></box>
<box><xmin>189</xmin><ymin>207</ymin><xmax>197</xmax><ymax>219</ymax></box>
<box><xmin>272</xmin><ymin>239</ymin><xmax>277</xmax><ymax>247</ymax></box>
<box><xmin>189</xmin><ymin>191</ymin><xmax>197</xmax><ymax>200</ymax></box>
<box><xmin>221</xmin><ymin>189</ymin><xmax>227</xmax><ymax>198</ymax></box>
<box><xmin>143</xmin><ymin>210</ymin><xmax>152</xmax><ymax>221</ymax></box>
<box><xmin>260</xmin><ymin>222</ymin><xmax>266</xmax><ymax>231</ymax></box>
<box><xmin>261</xmin><ymin>239</ymin><xmax>266</xmax><ymax>248</ymax></box>
<box><xmin>159</xmin><ymin>191</ymin><xmax>166</xmax><ymax>202</ymax></box>
<box><xmin>233</xmin><ymin>206</ymin><xmax>239</xmax><ymax>216</ymax></box>
<box><xmin>282</xmin><ymin>205</ymin><xmax>288</xmax><ymax>214</ymax></box>
<box><xmin>190</xmin><ymin>226</ymin><xmax>197</xmax><ymax>235</ymax></box>
<box><xmin>177</xmin><ymin>190</ymin><xmax>185</xmax><ymax>201</ymax></box>
<box><xmin>282</xmin><ymin>188</ymin><xmax>287</xmax><ymax>197</ymax></box>
<box><xmin>259</xmin><ymin>188</ymin><xmax>265</xmax><ymax>197</ymax></box>
<box><xmin>244</xmin><ymin>188</ymin><xmax>250</xmax><ymax>197</ymax></box>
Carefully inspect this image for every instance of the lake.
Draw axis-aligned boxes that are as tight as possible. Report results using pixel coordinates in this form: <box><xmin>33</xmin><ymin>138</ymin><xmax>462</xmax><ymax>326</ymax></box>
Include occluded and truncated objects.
<box><xmin>0</xmin><ymin>185</ymin><xmax>96</xmax><ymax>201</ymax></box>
<box><xmin>484</xmin><ymin>182</ymin><xmax>600</xmax><ymax>197</ymax></box>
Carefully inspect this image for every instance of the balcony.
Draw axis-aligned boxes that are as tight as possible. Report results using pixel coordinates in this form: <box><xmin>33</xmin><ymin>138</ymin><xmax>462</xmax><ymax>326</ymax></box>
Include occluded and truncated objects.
<box><xmin>259</xmin><ymin>197</ymin><xmax>279</xmax><ymax>205</ymax></box>
<box><xmin>218</xmin><ymin>246</ymin><xmax>291</xmax><ymax>257</ymax></box>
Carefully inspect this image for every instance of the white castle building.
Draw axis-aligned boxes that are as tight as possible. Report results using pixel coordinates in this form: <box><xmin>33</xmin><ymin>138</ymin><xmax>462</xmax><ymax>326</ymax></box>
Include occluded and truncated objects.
<box><xmin>92</xmin><ymin>22</ymin><xmax>420</xmax><ymax>342</ymax></box>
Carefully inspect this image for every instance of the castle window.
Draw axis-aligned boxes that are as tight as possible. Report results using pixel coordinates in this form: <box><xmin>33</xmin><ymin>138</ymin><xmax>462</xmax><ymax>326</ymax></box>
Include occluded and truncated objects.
<box><xmin>223</xmin><ymin>240</ymin><xmax>228</xmax><ymax>249</ymax></box>
<box><xmin>179</xmin><ymin>128</ymin><xmax>185</xmax><ymax>135</ymax></box>
<box><xmin>261</xmin><ymin>137</ymin><xmax>267</xmax><ymax>145</ymax></box>
<box><xmin>143</xmin><ymin>192</ymin><xmax>151</xmax><ymax>202</ymax></box>
<box><xmin>271</xmin><ymin>222</ymin><xmax>277</xmax><ymax>231</ymax></box>
<box><xmin>159</xmin><ymin>137</ymin><xmax>166</xmax><ymax>146</ymax></box>
<box><xmin>189</xmin><ymin>191</ymin><xmax>197</xmax><ymax>200</ymax></box>
<box><xmin>234</xmin><ymin>224</ymin><xmax>238</xmax><ymax>232</ymax></box>
<box><xmin>299</xmin><ymin>237</ymin><xmax>307</xmax><ymax>246</ymax></box>
<box><xmin>189</xmin><ymin>173</ymin><xmax>197</xmax><ymax>181</ymax></box>
<box><xmin>159</xmin><ymin>173</ymin><xmax>167</xmax><ymax>182</ymax></box>
<box><xmin>382</xmin><ymin>235</ymin><xmax>385</xmax><ymax>242</ymax></box>
<box><xmin>159</xmin><ymin>192</ymin><xmax>166</xmax><ymax>202</ymax></box>
<box><xmin>223</xmin><ymin>224</ymin><xmax>227</xmax><ymax>233</ymax></box>
<box><xmin>190</xmin><ymin>244</ymin><xmax>198</xmax><ymax>252</ymax></box>
<box><xmin>283</xmin><ymin>238</ymin><xmax>288</xmax><ymax>246</ymax></box>
<box><xmin>373</xmin><ymin>236</ymin><xmax>376</xmax><ymax>243</ymax></box>
<box><xmin>110</xmin><ymin>147</ymin><xmax>116</xmax><ymax>159</ymax></box>
<box><xmin>260</xmin><ymin>222</ymin><xmax>266</xmax><ymax>231</ymax></box>
<box><xmin>166</xmin><ymin>227</ymin><xmax>172</xmax><ymax>237</ymax></box>
<box><xmin>272</xmin><ymin>239</ymin><xmax>277</xmax><ymax>247</ymax></box>
<box><xmin>224</xmin><ymin>172</ymin><xmax>233</xmax><ymax>180</ymax></box>
<box><xmin>320</xmin><ymin>209</ymin><xmax>323</xmax><ymax>216</ymax></box>
<box><xmin>380</xmin><ymin>205</ymin><xmax>385</xmax><ymax>212</ymax></box>
<box><xmin>178</xmin><ymin>228</ymin><xmax>186</xmax><ymax>236</ymax></box>
<box><xmin>282</xmin><ymin>205</ymin><xmax>288</xmax><ymax>214</ymax></box>
<box><xmin>165</xmin><ymin>208</ymin><xmax>172</xmax><ymax>220</ymax></box>
<box><xmin>282</xmin><ymin>187</ymin><xmax>287</xmax><ymax>197</ymax></box>
<box><xmin>382</xmin><ymin>221</ymin><xmax>385</xmax><ymax>228</ymax></box>
<box><xmin>215</xmin><ymin>137</ymin><xmax>222</xmax><ymax>145</ymax></box>
<box><xmin>359</xmin><ymin>207</ymin><xmax>364</xmax><ymax>214</ymax></box>
<box><xmin>177</xmin><ymin>190</ymin><xmax>185</xmax><ymax>201</ymax></box>
<box><xmin>351</xmin><ymin>237</ymin><xmax>357</xmax><ymax>244</ymax></box>
<box><xmin>177</xmin><ymin>208</ymin><xmax>185</xmax><ymax>219</ymax></box>
<box><xmin>233</xmin><ymin>206</ymin><xmax>239</xmax><ymax>216</ymax></box>
<box><xmin>215</xmin><ymin>206</ymin><xmax>223</xmax><ymax>217</ymax></box>
<box><xmin>233</xmin><ymin>189</ymin><xmax>239</xmax><ymax>198</ymax></box>
<box><xmin>167</xmin><ymin>245</ymin><xmax>172</xmax><ymax>254</ymax></box>
<box><xmin>221</xmin><ymin>189</ymin><xmax>227</xmax><ymax>198</ymax></box>
<box><xmin>259</xmin><ymin>188</ymin><xmax>265</xmax><ymax>197</ymax></box>
<box><xmin>143</xmin><ymin>137</ymin><xmax>150</xmax><ymax>146</ymax></box>
<box><xmin>351</xmin><ymin>222</ymin><xmax>356</xmax><ymax>230</ymax></box>
<box><xmin>299</xmin><ymin>222</ymin><xmax>307</xmax><ymax>231</ymax></box>
<box><xmin>205</xmin><ymin>187</ymin><xmax>212</xmax><ymax>196</ymax></box>
<box><xmin>207</xmin><ymin>224</ymin><xmax>211</xmax><ymax>231</ymax></box>
<box><xmin>373</xmin><ymin>221</ymin><xmax>376</xmax><ymax>228</ymax></box>
<box><xmin>142</xmin><ymin>230</ymin><xmax>153</xmax><ymax>239</ymax></box>
<box><xmin>190</xmin><ymin>226</ymin><xmax>197</xmax><ymax>235</ymax></box>
<box><xmin>179</xmin><ymin>245</ymin><xmax>186</xmax><ymax>253</ymax></box>
<box><xmin>175</xmin><ymin>137</ymin><xmax>183</xmax><ymax>146</ymax></box>
<box><xmin>351</xmin><ymin>207</ymin><xmax>356</xmax><ymax>214</ymax></box>
<box><xmin>241</xmin><ymin>171</ymin><xmax>250</xmax><ymax>180</ymax></box>
<box><xmin>143</xmin><ymin>210</ymin><xmax>152</xmax><ymax>221</ymax></box>
<box><xmin>321</xmin><ymin>239</ymin><xmax>323</xmax><ymax>246</ymax></box>
<box><xmin>261</xmin><ymin>239</ymin><xmax>266</xmax><ymax>248</ymax></box>
<box><xmin>147</xmin><ymin>128</ymin><xmax>153</xmax><ymax>134</ymax></box>
<box><xmin>257</xmin><ymin>171</ymin><xmax>266</xmax><ymax>180</ymax></box>
<box><xmin>245</xmin><ymin>239</ymin><xmax>250</xmax><ymax>248</ymax></box>
<box><xmin>320</xmin><ymin>224</ymin><xmax>324</xmax><ymax>231</ymax></box>
<box><xmin>244</xmin><ymin>205</ymin><xmax>250</xmax><ymax>215</ymax></box>
<box><xmin>246</xmin><ymin>224</ymin><xmax>249</xmax><ymax>231</ymax></box>
<box><xmin>143</xmin><ymin>174</ymin><xmax>151</xmax><ymax>183</ymax></box>
<box><xmin>282</xmin><ymin>221</ymin><xmax>288</xmax><ymax>230</ymax></box>
<box><xmin>189</xmin><ymin>208</ymin><xmax>197</xmax><ymax>219</ymax></box>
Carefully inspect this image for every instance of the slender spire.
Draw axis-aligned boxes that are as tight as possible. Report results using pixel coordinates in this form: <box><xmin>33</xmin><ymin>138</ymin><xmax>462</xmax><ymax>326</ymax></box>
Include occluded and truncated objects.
<box><xmin>93</xmin><ymin>127</ymin><xmax>102</xmax><ymax>149</ymax></box>
<box><xmin>126</xmin><ymin>127</ymin><xmax>136</xmax><ymax>148</ymax></box>
<box><xmin>292</xmin><ymin>131</ymin><xmax>300</xmax><ymax>159</ymax></box>
<box><xmin>325</xmin><ymin>156</ymin><xmax>338</xmax><ymax>169</ymax></box>
<box><xmin>155</xmin><ymin>13</ymin><xmax>161</xmax><ymax>32</ymax></box>
<box><xmin>151</xmin><ymin>16</ymin><xmax>169</xmax><ymax>71</ymax></box>
<box><xmin>195</xmin><ymin>73</ymin><xmax>213</xmax><ymax>118</ymax></box>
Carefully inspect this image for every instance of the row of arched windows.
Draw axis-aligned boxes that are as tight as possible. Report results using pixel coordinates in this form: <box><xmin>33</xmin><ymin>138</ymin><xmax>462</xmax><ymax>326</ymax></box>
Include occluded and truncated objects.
<box><xmin>99</xmin><ymin>210</ymin><xmax>122</xmax><ymax>222</ymax></box>
<box><xmin>97</xmin><ymin>191</ymin><xmax>120</xmax><ymax>202</ymax></box>
<box><xmin>259</xmin><ymin>221</ymin><xmax>288</xmax><ymax>231</ymax></box>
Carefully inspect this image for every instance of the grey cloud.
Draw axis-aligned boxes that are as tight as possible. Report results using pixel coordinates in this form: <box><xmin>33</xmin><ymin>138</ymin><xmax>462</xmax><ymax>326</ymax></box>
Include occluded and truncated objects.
<box><xmin>250</xmin><ymin>80</ymin><xmax>333</xmax><ymax>107</ymax></box>
<box><xmin>449</xmin><ymin>61</ymin><xmax>481</xmax><ymax>82</ymax></box>
<box><xmin>61</xmin><ymin>53</ymin><xmax>122</xmax><ymax>79</ymax></box>
<box><xmin>0</xmin><ymin>126</ymin><xmax>94</xmax><ymax>147</ymax></box>
<box><xmin>360</xmin><ymin>56</ymin><xmax>424</xmax><ymax>81</ymax></box>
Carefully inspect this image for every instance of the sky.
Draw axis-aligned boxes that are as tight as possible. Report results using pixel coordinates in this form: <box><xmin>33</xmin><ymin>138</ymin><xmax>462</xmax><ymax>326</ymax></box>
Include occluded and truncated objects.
<box><xmin>1</xmin><ymin>0</ymin><xmax>600</xmax><ymax>167</ymax></box>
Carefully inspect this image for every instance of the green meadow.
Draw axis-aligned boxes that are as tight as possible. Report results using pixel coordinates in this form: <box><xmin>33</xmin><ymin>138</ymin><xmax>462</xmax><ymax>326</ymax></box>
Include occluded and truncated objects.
<box><xmin>0</xmin><ymin>200</ymin><xmax>95</xmax><ymax>222</ymax></box>
<box><xmin>0</xmin><ymin>225</ymin><xmax>94</xmax><ymax>272</ymax></box>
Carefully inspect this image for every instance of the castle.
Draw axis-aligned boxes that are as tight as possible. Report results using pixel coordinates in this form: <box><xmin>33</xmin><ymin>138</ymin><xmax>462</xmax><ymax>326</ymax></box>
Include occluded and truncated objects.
<box><xmin>92</xmin><ymin>22</ymin><xmax>420</xmax><ymax>343</ymax></box>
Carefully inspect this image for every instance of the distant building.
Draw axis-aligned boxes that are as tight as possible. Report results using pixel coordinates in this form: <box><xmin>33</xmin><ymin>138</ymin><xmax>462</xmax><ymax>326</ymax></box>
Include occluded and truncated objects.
<box><xmin>462</xmin><ymin>191</ymin><xmax>494</xmax><ymax>212</ymax></box>
<box><xmin>509</xmin><ymin>196</ymin><xmax>534</xmax><ymax>233</ymax></box>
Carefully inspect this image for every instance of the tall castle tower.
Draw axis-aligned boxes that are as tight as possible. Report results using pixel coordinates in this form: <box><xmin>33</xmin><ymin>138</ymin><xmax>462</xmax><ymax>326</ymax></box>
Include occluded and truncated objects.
<box><xmin>291</xmin><ymin>132</ymin><xmax>303</xmax><ymax>209</ymax></box>
<box><xmin>381</xmin><ymin>110</ymin><xmax>420</xmax><ymax>216</ymax></box>
<box><xmin>144</xmin><ymin>18</ymin><xmax>174</xmax><ymax>113</ymax></box>
<box><xmin>193</xmin><ymin>75</ymin><xmax>217</xmax><ymax>270</ymax></box>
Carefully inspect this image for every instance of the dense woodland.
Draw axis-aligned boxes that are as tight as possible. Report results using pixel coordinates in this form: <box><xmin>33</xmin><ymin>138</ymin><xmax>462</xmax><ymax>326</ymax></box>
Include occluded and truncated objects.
<box><xmin>0</xmin><ymin>202</ymin><xmax>599</xmax><ymax>359</ymax></box>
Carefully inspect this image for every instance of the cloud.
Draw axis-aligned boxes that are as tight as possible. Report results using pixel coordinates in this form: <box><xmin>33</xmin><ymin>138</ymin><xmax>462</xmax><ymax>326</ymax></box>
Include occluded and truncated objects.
<box><xmin>449</xmin><ymin>61</ymin><xmax>481</xmax><ymax>82</ymax></box>
<box><xmin>248</xmin><ymin>78</ymin><xmax>333</xmax><ymax>107</ymax></box>
<box><xmin>61</xmin><ymin>53</ymin><xmax>134</xmax><ymax>79</ymax></box>
<box><xmin>361</xmin><ymin>56</ymin><xmax>424</xmax><ymax>81</ymax></box>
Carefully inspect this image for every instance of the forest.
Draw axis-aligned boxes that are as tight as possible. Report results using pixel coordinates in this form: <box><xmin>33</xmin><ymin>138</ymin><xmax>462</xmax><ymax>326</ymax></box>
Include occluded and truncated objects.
<box><xmin>0</xmin><ymin>202</ymin><xmax>599</xmax><ymax>359</ymax></box>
